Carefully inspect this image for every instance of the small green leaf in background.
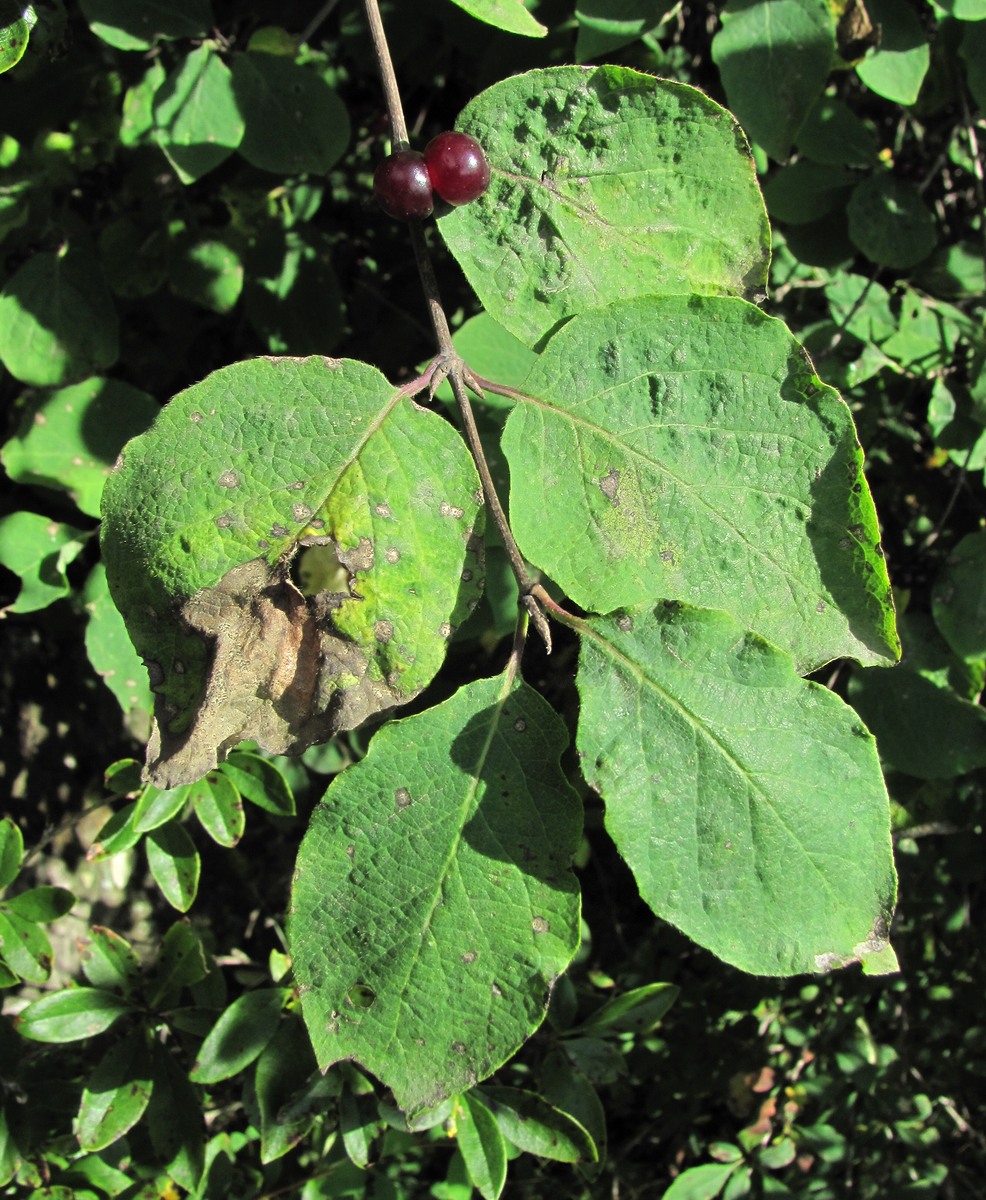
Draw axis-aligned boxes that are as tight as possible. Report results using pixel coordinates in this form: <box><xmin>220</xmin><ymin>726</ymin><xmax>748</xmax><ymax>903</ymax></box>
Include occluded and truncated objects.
<box><xmin>244</xmin><ymin>228</ymin><xmax>345</xmax><ymax>355</ymax></box>
<box><xmin>190</xmin><ymin>771</ymin><xmax>245</xmax><ymax>846</ymax></box>
<box><xmin>456</xmin><ymin>1091</ymin><xmax>507</xmax><ymax>1200</ymax></box>
<box><xmin>479</xmin><ymin>1085</ymin><xmax>598</xmax><ymax>1163</ymax></box>
<box><xmin>291</xmin><ymin>673</ymin><xmax>582</xmax><ymax>1116</ymax></box>
<box><xmin>133</xmin><ymin>784</ymin><xmax>190</xmax><ymax>834</ymax></box>
<box><xmin>153</xmin><ymin>45</ymin><xmax>245</xmax><ymax>185</ymax></box>
<box><xmin>79</xmin><ymin>926</ymin><xmax>142</xmax><ymax>996</ymax></box>
<box><xmin>794</xmin><ymin>96</ymin><xmax>878</xmax><ymax>167</ymax></box>
<box><xmin>847</xmin><ymin>173</ymin><xmax>937</xmax><ymax>269</ymax></box>
<box><xmin>0</xmin><ymin>818</ymin><xmax>24</xmax><ymax>889</ymax></box>
<box><xmin>87</xmin><ymin>802</ymin><xmax>141</xmax><ymax>861</ymax></box>
<box><xmin>502</xmin><ymin>295</ymin><xmax>898</xmax><ymax>671</ymax></box>
<box><xmin>762</xmin><ymin>162</ymin><xmax>857</xmax><ymax>226</ymax></box>
<box><xmin>0</xmin><ymin>249</ymin><xmax>119</xmax><ymax>386</ymax></box>
<box><xmin>1</xmin><ymin>378</ymin><xmax>158</xmax><ymax>519</ymax></box>
<box><xmin>79</xmin><ymin>0</ymin><xmax>213</xmax><ymax>52</ymax></box>
<box><xmin>338</xmin><ymin>1066</ymin><xmax>382</xmax><ymax>1170</ymax></box>
<box><xmin>440</xmin><ymin>66</ymin><xmax>769</xmax><ymax>348</ymax></box>
<box><xmin>712</xmin><ymin>0</ymin><xmax>836</xmax><ymax>162</ymax></box>
<box><xmin>0</xmin><ymin>513</ymin><xmax>88</xmax><ymax>615</ymax></box>
<box><xmin>15</xmin><ymin>987</ymin><xmax>132</xmax><ymax>1042</ymax></box>
<box><xmin>446</xmin><ymin>0</ymin><xmax>546</xmax><ymax>38</ymax></box>
<box><xmin>189</xmin><ymin>988</ymin><xmax>289</xmax><ymax>1083</ymax></box>
<box><xmin>932</xmin><ymin>529</ymin><xmax>986</xmax><ymax>662</ymax></box>
<box><xmin>231</xmin><ymin>53</ymin><xmax>350</xmax><ymax>175</ymax></box>
<box><xmin>662</xmin><ymin>1160</ymin><xmax>743</xmax><ymax>1199</ymax></box>
<box><xmin>959</xmin><ymin>20</ymin><xmax>986</xmax><ymax>111</ymax></box>
<box><xmin>849</xmin><ymin>613</ymin><xmax>986</xmax><ymax>780</ymax></box>
<box><xmin>854</xmin><ymin>0</ymin><xmax>930</xmax><ymax>105</ymax></box>
<box><xmin>254</xmin><ymin>1017</ymin><xmax>319</xmax><ymax>1164</ymax></box>
<box><xmin>0</xmin><ymin>909</ymin><xmax>52</xmax><ymax>983</ymax></box>
<box><xmin>575</xmin><ymin>982</ymin><xmax>680</xmax><ymax>1036</ymax></box>
<box><xmin>145</xmin><ymin>821</ymin><xmax>200</xmax><ymax>912</ymax></box>
<box><xmin>0</xmin><ymin>3</ymin><xmax>34</xmax><ymax>74</ymax></box>
<box><xmin>78</xmin><ymin>1027</ymin><xmax>153</xmax><ymax>1151</ymax></box>
<box><xmin>169</xmin><ymin>237</ymin><xmax>244</xmax><ymax>314</ymax></box>
<box><xmin>575</xmin><ymin>0</ymin><xmax>675</xmax><ymax>62</ymax></box>
<box><xmin>144</xmin><ymin>921</ymin><xmax>208</xmax><ymax>1009</ymax></box>
<box><xmin>218</xmin><ymin>751</ymin><xmax>294</xmax><ymax>817</ymax></box>
<box><xmin>576</xmin><ymin>604</ymin><xmax>898</xmax><ymax>976</ymax></box>
<box><xmin>145</xmin><ymin>1042</ymin><xmax>204</xmax><ymax>1191</ymax></box>
<box><xmin>2</xmin><ymin>886</ymin><xmax>73</xmax><ymax>923</ymax></box>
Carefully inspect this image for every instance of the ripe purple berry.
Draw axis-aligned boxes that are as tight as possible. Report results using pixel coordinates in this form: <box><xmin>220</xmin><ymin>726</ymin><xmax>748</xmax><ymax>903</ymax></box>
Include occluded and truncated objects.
<box><xmin>373</xmin><ymin>149</ymin><xmax>434</xmax><ymax>220</ymax></box>
<box><xmin>424</xmin><ymin>132</ymin><xmax>491</xmax><ymax>206</ymax></box>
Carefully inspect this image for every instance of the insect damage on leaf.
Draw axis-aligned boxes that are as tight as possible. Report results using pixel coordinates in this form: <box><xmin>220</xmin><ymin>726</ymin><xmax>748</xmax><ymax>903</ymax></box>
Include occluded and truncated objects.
<box><xmin>147</xmin><ymin>556</ymin><xmax>400</xmax><ymax>789</ymax></box>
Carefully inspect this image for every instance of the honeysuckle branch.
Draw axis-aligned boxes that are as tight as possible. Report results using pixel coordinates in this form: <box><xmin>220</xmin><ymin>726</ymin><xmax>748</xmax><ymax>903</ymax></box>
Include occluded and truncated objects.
<box><xmin>363</xmin><ymin>0</ymin><xmax>552</xmax><ymax>650</ymax></box>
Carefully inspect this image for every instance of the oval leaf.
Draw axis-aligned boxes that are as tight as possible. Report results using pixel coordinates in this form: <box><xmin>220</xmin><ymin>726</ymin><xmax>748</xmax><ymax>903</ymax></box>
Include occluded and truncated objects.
<box><xmin>15</xmin><ymin>987</ymin><xmax>131</xmax><ymax>1042</ymax></box>
<box><xmin>78</xmin><ymin>1028</ymin><xmax>153</xmax><ymax>1151</ymax></box>
<box><xmin>456</xmin><ymin>1092</ymin><xmax>507</xmax><ymax>1200</ymax></box>
<box><xmin>290</xmin><ymin>674</ymin><xmax>582</xmax><ymax>1116</ymax></box>
<box><xmin>189</xmin><ymin>988</ymin><xmax>289</xmax><ymax>1083</ymax></box>
<box><xmin>0</xmin><ymin>817</ymin><xmax>24</xmax><ymax>890</ymax></box>
<box><xmin>503</xmin><ymin>295</ymin><xmax>898</xmax><ymax>670</ymax></box>
<box><xmin>190</xmin><ymin>772</ymin><xmax>245</xmax><ymax>846</ymax></box>
<box><xmin>146</xmin><ymin>821</ymin><xmax>200</xmax><ymax>912</ymax></box>
<box><xmin>478</xmin><ymin>1085</ymin><xmax>598</xmax><ymax>1163</ymax></box>
<box><xmin>576</xmin><ymin>603</ymin><xmax>898</xmax><ymax>976</ymax></box>
<box><xmin>439</xmin><ymin>66</ymin><xmax>769</xmax><ymax>348</ymax></box>
<box><xmin>2</xmin><ymin>886</ymin><xmax>74</xmax><ymax>923</ymax></box>
<box><xmin>79</xmin><ymin>926</ymin><xmax>142</xmax><ymax>994</ymax></box>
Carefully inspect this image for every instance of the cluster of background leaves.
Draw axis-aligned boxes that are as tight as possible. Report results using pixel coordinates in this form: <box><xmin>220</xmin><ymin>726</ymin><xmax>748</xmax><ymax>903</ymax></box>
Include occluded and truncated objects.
<box><xmin>1</xmin><ymin>0</ymin><xmax>985</xmax><ymax>1197</ymax></box>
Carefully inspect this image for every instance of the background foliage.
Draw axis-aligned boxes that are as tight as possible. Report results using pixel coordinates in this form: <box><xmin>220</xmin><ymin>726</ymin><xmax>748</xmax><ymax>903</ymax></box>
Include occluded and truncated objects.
<box><xmin>1</xmin><ymin>0</ymin><xmax>985</xmax><ymax>1197</ymax></box>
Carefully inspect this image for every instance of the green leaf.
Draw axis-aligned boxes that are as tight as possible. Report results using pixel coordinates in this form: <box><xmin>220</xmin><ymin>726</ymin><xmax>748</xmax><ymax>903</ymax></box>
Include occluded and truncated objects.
<box><xmin>145</xmin><ymin>1042</ymin><xmax>204</xmax><ymax>1191</ymax></box>
<box><xmin>291</xmin><ymin>673</ymin><xmax>582</xmax><ymax>1116</ymax></box>
<box><xmin>849</xmin><ymin>614</ymin><xmax>986</xmax><ymax>780</ymax></box>
<box><xmin>575</xmin><ymin>604</ymin><xmax>898</xmax><ymax>976</ymax></box>
<box><xmin>191</xmin><ymin>772</ymin><xmax>245</xmax><ymax>847</ymax></box>
<box><xmin>478</xmin><ymin>1085</ymin><xmax>597</xmax><ymax>1162</ymax></box>
<box><xmin>0</xmin><ymin>909</ymin><xmax>51</xmax><ymax>982</ymax></box>
<box><xmin>79</xmin><ymin>926</ymin><xmax>142</xmax><ymax>995</ymax></box>
<box><xmin>933</xmin><ymin>530</ymin><xmax>986</xmax><ymax>661</ymax></box>
<box><xmin>338</xmin><ymin>1067</ymin><xmax>381</xmax><ymax>1170</ymax></box>
<box><xmin>80</xmin><ymin>0</ymin><xmax>213</xmax><ymax>50</ymax></box>
<box><xmin>0</xmin><ymin>249</ymin><xmax>118</xmax><ymax>386</ymax></box>
<box><xmin>103</xmin><ymin>759</ymin><xmax>144</xmax><ymax>795</ymax></box>
<box><xmin>189</xmin><ymin>988</ymin><xmax>289</xmax><ymax>1083</ymax></box>
<box><xmin>144</xmin><ymin>921</ymin><xmax>209</xmax><ymax>1008</ymax></box>
<box><xmin>0</xmin><ymin>818</ymin><xmax>24</xmax><ymax>890</ymax></box>
<box><xmin>146</xmin><ymin>821</ymin><xmax>200</xmax><ymax>911</ymax></box>
<box><xmin>502</xmin><ymin>295</ymin><xmax>898</xmax><ymax>671</ymax></box>
<box><xmin>662</xmin><ymin>1162</ymin><xmax>742</xmax><ymax>1200</ymax></box>
<box><xmin>575</xmin><ymin>0</ymin><xmax>674</xmax><ymax>62</ymax></box>
<box><xmin>243</xmin><ymin>227</ymin><xmax>345</xmax><ymax>356</ymax></box>
<box><xmin>82</xmin><ymin>564</ymin><xmax>154</xmax><ymax>732</ymax></box>
<box><xmin>575</xmin><ymin>982</ymin><xmax>680</xmax><ymax>1036</ymax></box>
<box><xmin>88</xmin><ymin>801</ymin><xmax>141</xmax><ymax>860</ymax></box>
<box><xmin>153</xmin><ymin>45</ymin><xmax>245</xmax><ymax>185</ymax></box>
<box><xmin>169</xmin><ymin>237</ymin><xmax>244</xmax><ymax>314</ymax></box>
<box><xmin>133</xmin><ymin>784</ymin><xmax>190</xmax><ymax>834</ymax></box>
<box><xmin>762</xmin><ymin>162</ymin><xmax>856</xmax><ymax>225</ymax></box>
<box><xmin>231</xmin><ymin>53</ymin><xmax>350</xmax><ymax>175</ymax></box>
<box><xmin>938</xmin><ymin>0</ymin><xmax>986</xmax><ymax>14</ymax></box>
<box><xmin>120</xmin><ymin>59</ymin><xmax>167</xmax><ymax>146</ymax></box>
<box><xmin>2</xmin><ymin>886</ymin><xmax>74</xmax><ymax>922</ymax></box>
<box><xmin>854</xmin><ymin>0</ymin><xmax>930</xmax><ymax>105</ymax></box>
<box><xmin>712</xmin><ymin>0</ymin><xmax>836</xmax><ymax>162</ymax></box>
<box><xmin>439</xmin><ymin>66</ymin><xmax>769</xmax><ymax>348</ymax></box>
<box><xmin>847</xmin><ymin>173</ymin><xmax>937</xmax><ymax>269</ymax></box>
<box><xmin>432</xmin><ymin>313</ymin><xmax>538</xmax><ymax>410</ymax></box>
<box><xmin>77</xmin><ymin>1028</ymin><xmax>153</xmax><ymax>1151</ymax></box>
<box><xmin>0</xmin><ymin>6</ymin><xmax>32</xmax><ymax>74</ymax></box>
<box><xmin>446</xmin><ymin>0</ymin><xmax>546</xmax><ymax>38</ymax></box>
<box><xmin>0</xmin><ymin>513</ymin><xmax>88</xmax><ymax>615</ymax></box>
<box><xmin>101</xmin><ymin>356</ymin><xmax>483</xmax><ymax>788</ymax></box>
<box><xmin>218</xmin><ymin>751</ymin><xmax>295</xmax><ymax>817</ymax></box>
<box><xmin>959</xmin><ymin>21</ymin><xmax>986</xmax><ymax>112</ymax></box>
<box><xmin>456</xmin><ymin>1092</ymin><xmax>507</xmax><ymax>1200</ymax></box>
<box><xmin>794</xmin><ymin>96</ymin><xmax>878</xmax><ymax>167</ymax></box>
<box><xmin>1</xmin><ymin>378</ymin><xmax>158</xmax><ymax>518</ymax></box>
<box><xmin>254</xmin><ymin>1017</ymin><xmax>318</xmax><ymax>1164</ymax></box>
<box><xmin>15</xmin><ymin>987</ymin><xmax>132</xmax><ymax>1042</ymax></box>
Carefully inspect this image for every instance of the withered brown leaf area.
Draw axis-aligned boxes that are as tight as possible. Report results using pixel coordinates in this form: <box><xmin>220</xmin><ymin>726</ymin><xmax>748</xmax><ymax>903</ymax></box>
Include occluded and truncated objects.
<box><xmin>146</xmin><ymin>558</ymin><xmax>400</xmax><ymax>788</ymax></box>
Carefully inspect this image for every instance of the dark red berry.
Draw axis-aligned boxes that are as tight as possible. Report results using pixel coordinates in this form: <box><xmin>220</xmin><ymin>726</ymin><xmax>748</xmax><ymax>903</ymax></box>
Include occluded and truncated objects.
<box><xmin>373</xmin><ymin>150</ymin><xmax>434</xmax><ymax>220</ymax></box>
<box><xmin>424</xmin><ymin>132</ymin><xmax>491</xmax><ymax>206</ymax></box>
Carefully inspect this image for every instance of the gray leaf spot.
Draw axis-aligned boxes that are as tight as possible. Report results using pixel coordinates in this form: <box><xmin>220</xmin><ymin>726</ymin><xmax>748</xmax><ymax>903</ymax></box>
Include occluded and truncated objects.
<box><xmin>374</xmin><ymin>619</ymin><xmax>394</xmax><ymax>643</ymax></box>
<box><xmin>599</xmin><ymin>467</ymin><xmax>620</xmax><ymax>504</ymax></box>
<box><xmin>532</xmin><ymin>916</ymin><xmax>550</xmax><ymax>934</ymax></box>
<box><xmin>270</xmin><ymin>523</ymin><xmax>289</xmax><ymax>538</ymax></box>
<box><xmin>190</xmin><ymin>411</ymin><xmax>203</xmax><ymax>423</ymax></box>
<box><xmin>439</xmin><ymin>622</ymin><xmax>453</xmax><ymax>639</ymax></box>
<box><xmin>218</xmin><ymin>470</ymin><xmax>240</xmax><ymax>488</ymax></box>
<box><xmin>145</xmin><ymin>659</ymin><xmax>164</xmax><ymax>688</ymax></box>
<box><xmin>172</xmin><ymin>658</ymin><xmax>186</xmax><ymax>674</ymax></box>
<box><xmin>216</xmin><ymin>514</ymin><xmax>232</xmax><ymax>529</ymax></box>
<box><xmin>385</xmin><ymin>547</ymin><xmax>400</xmax><ymax>564</ymax></box>
<box><xmin>439</xmin><ymin>502</ymin><xmax>465</xmax><ymax>519</ymax></box>
<box><xmin>514</xmin><ymin>717</ymin><xmax>527</xmax><ymax>733</ymax></box>
<box><xmin>616</xmin><ymin>614</ymin><xmax>634</xmax><ymax>633</ymax></box>
<box><xmin>345</xmin><ymin>844</ymin><xmax>355</xmax><ymax>858</ymax></box>
<box><xmin>461</xmin><ymin>569</ymin><xmax>473</xmax><ymax>583</ymax></box>
<box><xmin>452</xmin><ymin>1042</ymin><xmax>467</xmax><ymax>1055</ymax></box>
<box><xmin>461</xmin><ymin>950</ymin><xmax>477</xmax><ymax>964</ymax></box>
<box><xmin>257</xmin><ymin>538</ymin><xmax>270</xmax><ymax>550</ymax></box>
<box><xmin>491</xmin><ymin>982</ymin><xmax>503</xmax><ymax>997</ymax></box>
<box><xmin>339</xmin><ymin>536</ymin><xmax>374</xmax><ymax>573</ymax></box>
<box><xmin>290</xmin><ymin>480</ymin><xmax>305</xmax><ymax>491</ymax></box>
<box><xmin>292</xmin><ymin>503</ymin><xmax>313</xmax><ymax>523</ymax></box>
<box><xmin>395</xmin><ymin>786</ymin><xmax>411</xmax><ymax>809</ymax></box>
<box><xmin>374</xmin><ymin>503</ymin><xmax>392</xmax><ymax>518</ymax></box>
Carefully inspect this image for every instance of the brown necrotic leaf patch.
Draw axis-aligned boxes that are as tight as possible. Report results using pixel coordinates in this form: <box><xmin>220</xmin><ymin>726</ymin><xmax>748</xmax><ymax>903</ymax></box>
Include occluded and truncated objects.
<box><xmin>146</xmin><ymin>557</ymin><xmax>402</xmax><ymax>788</ymax></box>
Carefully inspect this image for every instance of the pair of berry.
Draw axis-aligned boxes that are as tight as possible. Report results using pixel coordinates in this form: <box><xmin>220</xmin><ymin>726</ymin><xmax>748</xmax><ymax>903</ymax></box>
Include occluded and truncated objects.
<box><xmin>373</xmin><ymin>132</ymin><xmax>490</xmax><ymax>220</ymax></box>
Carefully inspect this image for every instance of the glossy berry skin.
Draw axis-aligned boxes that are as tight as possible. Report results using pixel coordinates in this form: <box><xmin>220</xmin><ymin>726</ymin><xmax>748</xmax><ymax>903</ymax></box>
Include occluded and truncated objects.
<box><xmin>424</xmin><ymin>132</ymin><xmax>491</xmax><ymax>206</ymax></box>
<box><xmin>373</xmin><ymin>150</ymin><xmax>434</xmax><ymax>220</ymax></box>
